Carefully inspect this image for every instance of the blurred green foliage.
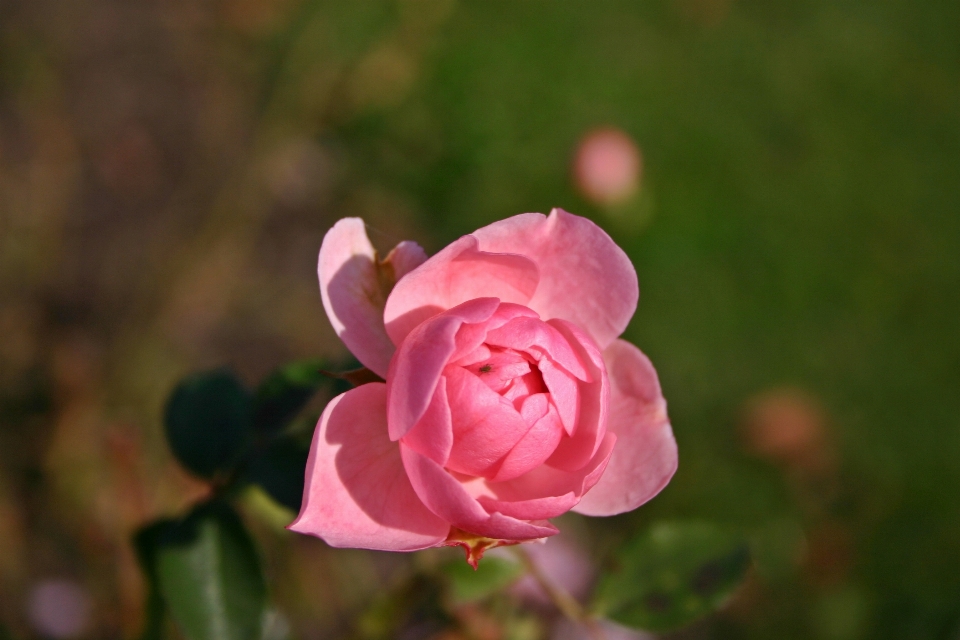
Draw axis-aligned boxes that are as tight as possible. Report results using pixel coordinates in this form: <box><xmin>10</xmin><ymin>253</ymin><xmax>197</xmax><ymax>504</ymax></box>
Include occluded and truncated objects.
<box><xmin>595</xmin><ymin>521</ymin><xmax>750</xmax><ymax>632</ymax></box>
<box><xmin>139</xmin><ymin>361</ymin><xmax>340</xmax><ymax>639</ymax></box>
<box><xmin>242</xmin><ymin>437</ymin><xmax>310</xmax><ymax>514</ymax></box>
<box><xmin>253</xmin><ymin>359</ymin><xmax>337</xmax><ymax>435</ymax></box>
<box><xmin>442</xmin><ymin>554</ymin><xmax>525</xmax><ymax>603</ymax></box>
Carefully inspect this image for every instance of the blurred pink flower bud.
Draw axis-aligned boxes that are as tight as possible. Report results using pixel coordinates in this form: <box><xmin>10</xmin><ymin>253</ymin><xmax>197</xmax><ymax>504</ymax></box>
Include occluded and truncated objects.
<box><xmin>573</xmin><ymin>128</ymin><xmax>642</xmax><ymax>206</ymax></box>
<box><xmin>27</xmin><ymin>578</ymin><xmax>92</xmax><ymax>639</ymax></box>
<box><xmin>742</xmin><ymin>388</ymin><xmax>832</xmax><ymax>471</ymax></box>
<box><xmin>553</xmin><ymin>617</ymin><xmax>656</xmax><ymax>640</ymax></box>
<box><xmin>511</xmin><ymin>534</ymin><xmax>595</xmax><ymax>604</ymax></box>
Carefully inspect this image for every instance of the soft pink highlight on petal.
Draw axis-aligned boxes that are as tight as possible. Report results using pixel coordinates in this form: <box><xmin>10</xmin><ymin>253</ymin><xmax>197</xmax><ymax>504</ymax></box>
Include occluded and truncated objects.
<box><xmin>574</xmin><ymin>340</ymin><xmax>677</xmax><ymax>516</ymax></box>
<box><xmin>289</xmin><ymin>384</ymin><xmax>449</xmax><ymax>551</ymax></box>
<box><xmin>544</xmin><ymin>319</ymin><xmax>609</xmax><ymax>471</ymax></box>
<box><xmin>386</xmin><ymin>298</ymin><xmax>500</xmax><ymax>441</ymax></box>
<box><xmin>471</xmin><ymin>209</ymin><xmax>638</xmax><ymax>349</ymax></box>
<box><xmin>318</xmin><ymin>219</ymin><xmax>401</xmax><ymax>377</ymax></box>
<box><xmin>400</xmin><ymin>444</ymin><xmax>559</xmax><ymax>541</ymax></box>
<box><xmin>384</xmin><ymin>235</ymin><xmax>540</xmax><ymax>346</ymax></box>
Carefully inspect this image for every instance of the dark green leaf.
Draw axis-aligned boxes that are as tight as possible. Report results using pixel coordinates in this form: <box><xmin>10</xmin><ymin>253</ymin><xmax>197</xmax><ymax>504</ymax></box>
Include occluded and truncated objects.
<box><xmin>245</xmin><ymin>436</ymin><xmax>310</xmax><ymax>512</ymax></box>
<box><xmin>593</xmin><ymin>521</ymin><xmax>750</xmax><ymax>633</ymax></box>
<box><xmin>164</xmin><ymin>369</ymin><xmax>253</xmax><ymax>479</ymax></box>
<box><xmin>150</xmin><ymin>501</ymin><xmax>267</xmax><ymax>640</ymax></box>
<box><xmin>441</xmin><ymin>555</ymin><xmax>524</xmax><ymax>602</ymax></box>
<box><xmin>253</xmin><ymin>359</ymin><xmax>341</xmax><ymax>434</ymax></box>
<box><xmin>133</xmin><ymin>521</ymin><xmax>172</xmax><ymax>640</ymax></box>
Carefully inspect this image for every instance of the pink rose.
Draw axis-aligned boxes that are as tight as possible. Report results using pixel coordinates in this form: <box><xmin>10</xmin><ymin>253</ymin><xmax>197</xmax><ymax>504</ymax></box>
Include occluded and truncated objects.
<box><xmin>290</xmin><ymin>209</ymin><xmax>677</xmax><ymax>563</ymax></box>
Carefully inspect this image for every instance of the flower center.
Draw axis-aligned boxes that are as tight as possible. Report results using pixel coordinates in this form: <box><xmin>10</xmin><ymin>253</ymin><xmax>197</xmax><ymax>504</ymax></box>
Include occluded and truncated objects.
<box><xmin>469</xmin><ymin>346</ymin><xmax>547</xmax><ymax>407</ymax></box>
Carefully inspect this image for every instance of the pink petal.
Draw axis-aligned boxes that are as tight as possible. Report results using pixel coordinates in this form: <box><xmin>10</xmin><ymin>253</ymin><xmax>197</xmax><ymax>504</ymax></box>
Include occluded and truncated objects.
<box><xmin>477</xmin><ymin>492</ymin><xmax>579</xmax><ymax>520</ymax></box>
<box><xmin>451</xmin><ymin>344</ymin><xmax>492</xmax><ymax>367</ymax></box>
<box><xmin>399</xmin><ymin>376</ymin><xmax>453</xmax><ymax>466</ymax></box>
<box><xmin>488</xmin><ymin>396</ymin><xmax>565</xmax><ymax>482</ymax></box>
<box><xmin>471</xmin><ymin>209</ymin><xmax>638</xmax><ymax>349</ymax></box>
<box><xmin>518</xmin><ymin>392</ymin><xmax>550</xmax><ymax>423</ymax></box>
<box><xmin>484</xmin><ymin>316</ymin><xmax>589</xmax><ymax>381</ymax></box>
<box><xmin>444</xmin><ymin>367</ymin><xmax>531</xmax><ymax>478</ymax></box>
<box><xmin>544</xmin><ymin>319</ymin><xmax>609</xmax><ymax>471</ymax></box>
<box><xmin>502</xmin><ymin>370</ymin><xmax>548</xmax><ymax>404</ymax></box>
<box><xmin>384</xmin><ymin>241</ymin><xmax>429</xmax><ymax>280</ymax></box>
<box><xmin>448</xmin><ymin>303</ymin><xmax>540</xmax><ymax>365</ymax></box>
<box><xmin>383</xmin><ymin>235</ymin><xmax>540</xmax><ymax>346</ymax></box>
<box><xmin>289</xmin><ymin>383</ymin><xmax>449</xmax><ymax>551</ymax></box>
<box><xmin>400</xmin><ymin>444</ymin><xmax>558</xmax><ymax>541</ymax></box>
<box><xmin>486</xmin><ymin>433</ymin><xmax>617</xmax><ymax>504</ymax></box>
<box><xmin>573</xmin><ymin>340</ymin><xmax>677</xmax><ymax>516</ymax></box>
<box><xmin>386</xmin><ymin>297</ymin><xmax>500</xmax><ymax>441</ymax></box>
<box><xmin>470</xmin><ymin>349</ymin><xmax>532</xmax><ymax>393</ymax></box>
<box><xmin>318</xmin><ymin>219</ymin><xmax>427</xmax><ymax>378</ymax></box>
<box><xmin>538</xmin><ymin>358</ymin><xmax>580</xmax><ymax>436</ymax></box>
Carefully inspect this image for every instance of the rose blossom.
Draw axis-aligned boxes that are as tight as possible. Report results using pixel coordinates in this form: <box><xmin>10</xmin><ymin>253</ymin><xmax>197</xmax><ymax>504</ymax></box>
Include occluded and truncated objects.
<box><xmin>289</xmin><ymin>209</ymin><xmax>677</xmax><ymax>564</ymax></box>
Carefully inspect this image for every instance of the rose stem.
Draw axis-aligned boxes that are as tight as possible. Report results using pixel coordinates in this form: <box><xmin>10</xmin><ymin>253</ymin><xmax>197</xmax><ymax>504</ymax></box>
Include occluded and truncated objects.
<box><xmin>511</xmin><ymin>545</ymin><xmax>606</xmax><ymax>640</ymax></box>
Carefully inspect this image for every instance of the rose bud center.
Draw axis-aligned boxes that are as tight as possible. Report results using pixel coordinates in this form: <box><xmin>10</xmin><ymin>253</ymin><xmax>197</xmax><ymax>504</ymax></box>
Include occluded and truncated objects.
<box><xmin>395</xmin><ymin>300</ymin><xmax>603</xmax><ymax>487</ymax></box>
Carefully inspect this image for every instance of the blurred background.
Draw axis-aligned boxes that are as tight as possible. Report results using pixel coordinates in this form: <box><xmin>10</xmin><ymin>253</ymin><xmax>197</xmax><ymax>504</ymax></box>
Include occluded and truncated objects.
<box><xmin>1</xmin><ymin>0</ymin><xmax>958</xmax><ymax>638</ymax></box>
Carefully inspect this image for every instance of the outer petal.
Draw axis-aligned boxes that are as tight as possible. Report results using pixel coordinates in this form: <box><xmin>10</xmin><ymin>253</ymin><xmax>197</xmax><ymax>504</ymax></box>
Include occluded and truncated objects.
<box><xmin>289</xmin><ymin>383</ymin><xmax>450</xmax><ymax>550</ymax></box>
<box><xmin>384</xmin><ymin>241</ymin><xmax>429</xmax><ymax>280</ymax></box>
<box><xmin>383</xmin><ymin>235</ymin><xmax>540</xmax><ymax>346</ymax></box>
<box><xmin>318</xmin><ymin>219</ymin><xmax>427</xmax><ymax>378</ymax></box>
<box><xmin>471</xmin><ymin>209</ymin><xmax>638</xmax><ymax>349</ymax></box>
<box><xmin>573</xmin><ymin>340</ymin><xmax>677</xmax><ymax>516</ymax></box>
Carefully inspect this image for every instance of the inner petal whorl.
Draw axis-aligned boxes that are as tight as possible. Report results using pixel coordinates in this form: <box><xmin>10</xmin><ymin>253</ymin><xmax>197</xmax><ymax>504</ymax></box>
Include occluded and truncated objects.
<box><xmin>470</xmin><ymin>348</ymin><xmax>533</xmax><ymax>394</ymax></box>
